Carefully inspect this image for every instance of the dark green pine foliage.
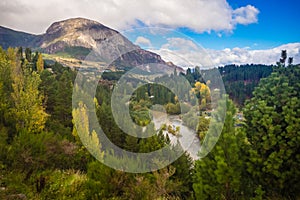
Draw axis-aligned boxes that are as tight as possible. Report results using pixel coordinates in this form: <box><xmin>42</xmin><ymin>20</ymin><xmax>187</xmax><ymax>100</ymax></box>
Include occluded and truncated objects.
<box><xmin>243</xmin><ymin>64</ymin><xmax>300</xmax><ymax>198</ymax></box>
<box><xmin>25</xmin><ymin>47</ymin><xmax>31</xmax><ymax>62</ymax></box>
<box><xmin>193</xmin><ymin>98</ymin><xmax>246</xmax><ymax>199</ymax></box>
<box><xmin>217</xmin><ymin>64</ymin><xmax>273</xmax><ymax>106</ymax></box>
<box><xmin>40</xmin><ymin>62</ymin><xmax>76</xmax><ymax>137</ymax></box>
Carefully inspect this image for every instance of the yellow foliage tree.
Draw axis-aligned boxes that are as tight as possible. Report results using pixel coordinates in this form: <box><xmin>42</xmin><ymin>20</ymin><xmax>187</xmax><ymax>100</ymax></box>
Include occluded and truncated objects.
<box><xmin>72</xmin><ymin>101</ymin><xmax>104</xmax><ymax>161</ymax></box>
<box><xmin>8</xmin><ymin>48</ymin><xmax>48</xmax><ymax>133</ymax></box>
<box><xmin>36</xmin><ymin>53</ymin><xmax>44</xmax><ymax>73</ymax></box>
<box><xmin>190</xmin><ymin>81</ymin><xmax>211</xmax><ymax>110</ymax></box>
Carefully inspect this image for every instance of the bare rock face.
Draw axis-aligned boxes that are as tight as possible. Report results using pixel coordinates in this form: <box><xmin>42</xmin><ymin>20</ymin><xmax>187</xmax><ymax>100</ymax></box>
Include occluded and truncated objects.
<box><xmin>41</xmin><ymin>18</ymin><xmax>122</xmax><ymax>53</ymax></box>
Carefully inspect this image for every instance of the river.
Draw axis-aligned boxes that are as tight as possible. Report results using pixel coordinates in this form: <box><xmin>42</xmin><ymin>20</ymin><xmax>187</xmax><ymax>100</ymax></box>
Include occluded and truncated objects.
<box><xmin>151</xmin><ymin>111</ymin><xmax>200</xmax><ymax>160</ymax></box>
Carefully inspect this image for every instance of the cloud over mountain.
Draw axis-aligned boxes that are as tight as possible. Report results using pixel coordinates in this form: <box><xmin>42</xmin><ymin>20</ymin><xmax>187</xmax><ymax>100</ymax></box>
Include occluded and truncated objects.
<box><xmin>135</xmin><ymin>36</ymin><xmax>152</xmax><ymax>48</ymax></box>
<box><xmin>0</xmin><ymin>0</ymin><xmax>259</xmax><ymax>34</ymax></box>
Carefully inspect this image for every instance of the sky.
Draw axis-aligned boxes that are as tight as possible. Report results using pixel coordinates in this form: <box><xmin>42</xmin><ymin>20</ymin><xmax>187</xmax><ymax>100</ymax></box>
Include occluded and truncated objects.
<box><xmin>0</xmin><ymin>0</ymin><xmax>299</xmax><ymax>67</ymax></box>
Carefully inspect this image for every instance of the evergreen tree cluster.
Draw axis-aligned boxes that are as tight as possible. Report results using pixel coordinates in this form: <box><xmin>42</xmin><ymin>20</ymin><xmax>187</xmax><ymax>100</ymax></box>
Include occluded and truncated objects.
<box><xmin>183</xmin><ymin>64</ymin><xmax>273</xmax><ymax>106</ymax></box>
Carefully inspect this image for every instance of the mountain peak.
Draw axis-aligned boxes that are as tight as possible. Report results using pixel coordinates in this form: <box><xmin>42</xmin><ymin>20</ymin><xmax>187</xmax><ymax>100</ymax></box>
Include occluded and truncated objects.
<box><xmin>46</xmin><ymin>17</ymin><xmax>106</xmax><ymax>35</ymax></box>
<box><xmin>41</xmin><ymin>17</ymin><xmax>121</xmax><ymax>53</ymax></box>
<box><xmin>54</xmin><ymin>17</ymin><xmax>101</xmax><ymax>24</ymax></box>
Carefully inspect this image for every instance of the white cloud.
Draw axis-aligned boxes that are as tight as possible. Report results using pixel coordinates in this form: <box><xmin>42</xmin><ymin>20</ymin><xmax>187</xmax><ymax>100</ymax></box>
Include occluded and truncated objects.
<box><xmin>162</xmin><ymin>38</ymin><xmax>198</xmax><ymax>51</ymax></box>
<box><xmin>152</xmin><ymin>38</ymin><xmax>300</xmax><ymax>68</ymax></box>
<box><xmin>208</xmin><ymin>43</ymin><xmax>300</xmax><ymax>66</ymax></box>
<box><xmin>135</xmin><ymin>36</ymin><xmax>152</xmax><ymax>47</ymax></box>
<box><xmin>232</xmin><ymin>5</ymin><xmax>259</xmax><ymax>25</ymax></box>
<box><xmin>0</xmin><ymin>0</ymin><xmax>259</xmax><ymax>34</ymax></box>
<box><xmin>152</xmin><ymin>38</ymin><xmax>214</xmax><ymax>68</ymax></box>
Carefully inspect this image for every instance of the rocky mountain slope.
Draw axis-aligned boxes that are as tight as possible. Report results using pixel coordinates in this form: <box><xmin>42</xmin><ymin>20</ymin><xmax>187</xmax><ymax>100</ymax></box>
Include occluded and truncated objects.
<box><xmin>0</xmin><ymin>18</ymin><xmax>178</xmax><ymax>70</ymax></box>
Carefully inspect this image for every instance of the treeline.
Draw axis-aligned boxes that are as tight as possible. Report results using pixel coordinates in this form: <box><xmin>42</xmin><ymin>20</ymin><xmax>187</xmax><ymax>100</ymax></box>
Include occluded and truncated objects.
<box><xmin>183</xmin><ymin>64</ymin><xmax>273</xmax><ymax>106</ymax></box>
<box><xmin>218</xmin><ymin>64</ymin><xmax>273</xmax><ymax>106</ymax></box>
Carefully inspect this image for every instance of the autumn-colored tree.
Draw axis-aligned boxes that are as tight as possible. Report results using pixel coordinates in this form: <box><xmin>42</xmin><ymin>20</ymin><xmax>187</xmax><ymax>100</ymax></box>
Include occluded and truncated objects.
<box><xmin>190</xmin><ymin>81</ymin><xmax>211</xmax><ymax>110</ymax></box>
<box><xmin>0</xmin><ymin>47</ymin><xmax>13</xmax><ymax>125</ymax></box>
<box><xmin>72</xmin><ymin>101</ymin><xmax>104</xmax><ymax>161</ymax></box>
<box><xmin>7</xmin><ymin>48</ymin><xmax>48</xmax><ymax>134</ymax></box>
<box><xmin>36</xmin><ymin>53</ymin><xmax>44</xmax><ymax>73</ymax></box>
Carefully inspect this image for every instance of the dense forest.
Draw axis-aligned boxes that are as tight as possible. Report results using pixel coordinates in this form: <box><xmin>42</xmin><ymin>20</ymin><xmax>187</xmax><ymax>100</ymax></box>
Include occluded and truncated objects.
<box><xmin>0</xmin><ymin>46</ymin><xmax>299</xmax><ymax>199</ymax></box>
<box><xmin>183</xmin><ymin>64</ymin><xmax>273</xmax><ymax>107</ymax></box>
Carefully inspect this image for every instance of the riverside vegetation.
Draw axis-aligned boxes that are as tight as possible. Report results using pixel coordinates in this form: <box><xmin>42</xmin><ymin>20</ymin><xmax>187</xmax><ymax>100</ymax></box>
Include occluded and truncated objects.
<box><xmin>0</xmin><ymin>47</ymin><xmax>299</xmax><ymax>199</ymax></box>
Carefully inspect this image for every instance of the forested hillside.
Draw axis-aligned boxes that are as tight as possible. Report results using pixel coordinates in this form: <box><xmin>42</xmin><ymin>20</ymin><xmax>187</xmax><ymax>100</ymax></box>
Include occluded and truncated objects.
<box><xmin>183</xmin><ymin>64</ymin><xmax>273</xmax><ymax>107</ymax></box>
<box><xmin>0</xmin><ymin>46</ymin><xmax>299</xmax><ymax>199</ymax></box>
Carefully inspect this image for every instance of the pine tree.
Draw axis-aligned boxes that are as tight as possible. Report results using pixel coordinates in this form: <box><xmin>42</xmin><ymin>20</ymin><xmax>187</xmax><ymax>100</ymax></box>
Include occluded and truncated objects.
<box><xmin>243</xmin><ymin>64</ymin><xmax>300</xmax><ymax>198</ymax></box>
<box><xmin>193</xmin><ymin>98</ymin><xmax>245</xmax><ymax>199</ymax></box>
<box><xmin>25</xmin><ymin>47</ymin><xmax>32</xmax><ymax>62</ymax></box>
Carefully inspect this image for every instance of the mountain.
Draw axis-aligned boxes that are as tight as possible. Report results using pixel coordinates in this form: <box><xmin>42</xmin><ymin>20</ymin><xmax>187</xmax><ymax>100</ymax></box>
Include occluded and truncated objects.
<box><xmin>0</xmin><ymin>18</ymin><xmax>179</xmax><ymax>70</ymax></box>
<box><xmin>0</xmin><ymin>26</ymin><xmax>40</xmax><ymax>49</ymax></box>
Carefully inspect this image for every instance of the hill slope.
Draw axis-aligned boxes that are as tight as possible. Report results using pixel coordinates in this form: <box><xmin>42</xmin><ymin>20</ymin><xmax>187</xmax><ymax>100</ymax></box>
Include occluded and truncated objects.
<box><xmin>0</xmin><ymin>26</ymin><xmax>40</xmax><ymax>49</ymax></box>
<box><xmin>0</xmin><ymin>18</ymin><xmax>178</xmax><ymax>70</ymax></box>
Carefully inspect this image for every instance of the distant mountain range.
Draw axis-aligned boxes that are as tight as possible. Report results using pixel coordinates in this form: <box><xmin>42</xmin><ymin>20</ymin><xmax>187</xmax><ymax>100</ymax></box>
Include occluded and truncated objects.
<box><xmin>0</xmin><ymin>18</ymin><xmax>179</xmax><ymax>71</ymax></box>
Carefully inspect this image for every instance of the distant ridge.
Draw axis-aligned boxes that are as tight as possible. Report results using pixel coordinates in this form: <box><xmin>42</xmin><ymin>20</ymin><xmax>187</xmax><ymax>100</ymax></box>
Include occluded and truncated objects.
<box><xmin>0</xmin><ymin>26</ymin><xmax>40</xmax><ymax>49</ymax></box>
